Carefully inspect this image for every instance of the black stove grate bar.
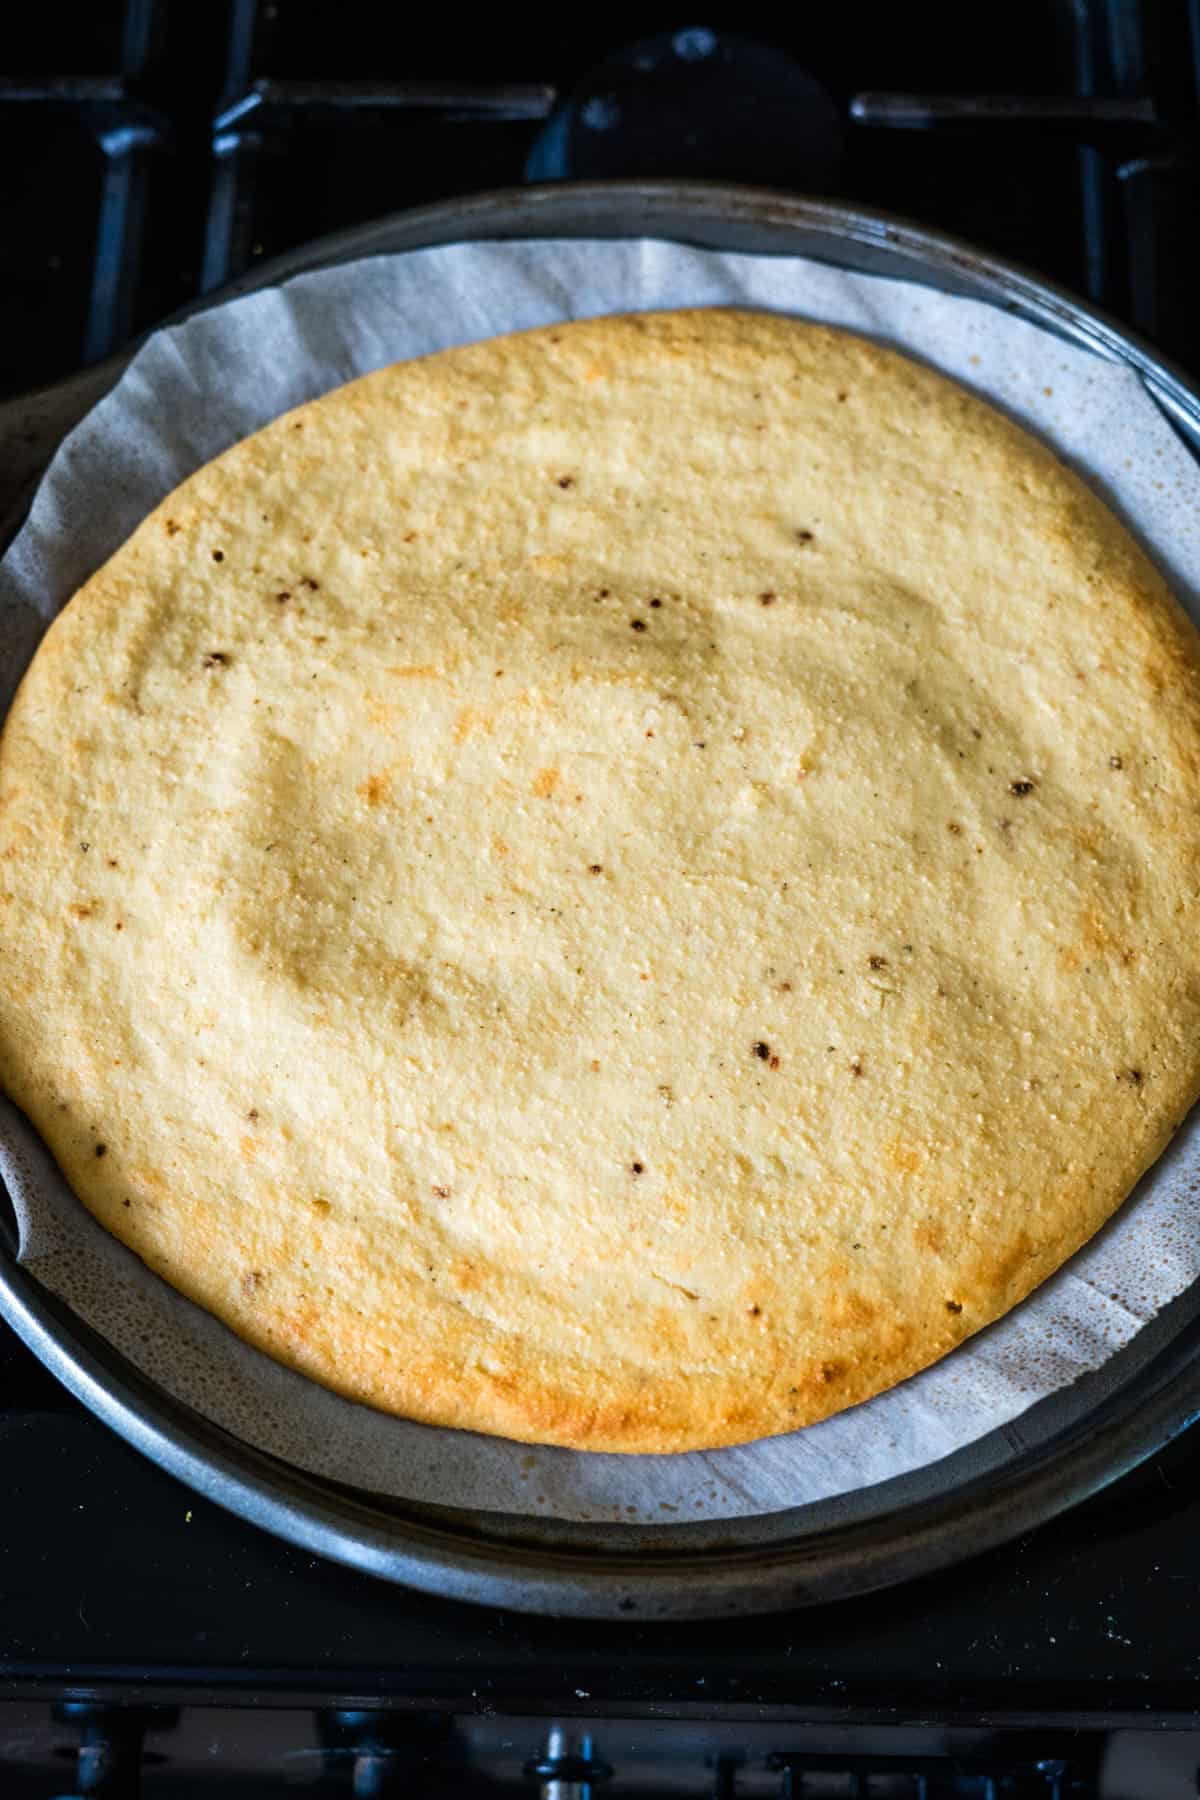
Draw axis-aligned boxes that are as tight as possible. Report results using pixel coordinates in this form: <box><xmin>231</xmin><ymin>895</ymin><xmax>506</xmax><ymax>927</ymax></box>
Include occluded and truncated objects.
<box><xmin>85</xmin><ymin>108</ymin><xmax>166</xmax><ymax>364</ymax></box>
<box><xmin>4</xmin><ymin>0</ymin><xmax>175</xmax><ymax>373</ymax></box>
<box><xmin>215</xmin><ymin>79</ymin><xmax>558</xmax><ymax>130</ymax></box>
<box><xmin>9</xmin><ymin>83</ymin><xmax>169</xmax><ymax>365</ymax></box>
<box><xmin>0</xmin><ymin>78</ymin><xmax>129</xmax><ymax>103</ymax></box>
<box><xmin>848</xmin><ymin>91</ymin><xmax>1162</xmax><ymax>131</ymax></box>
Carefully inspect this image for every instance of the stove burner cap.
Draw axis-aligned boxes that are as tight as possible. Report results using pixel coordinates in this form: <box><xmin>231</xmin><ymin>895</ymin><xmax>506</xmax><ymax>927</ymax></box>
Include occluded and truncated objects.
<box><xmin>525</xmin><ymin>26</ymin><xmax>844</xmax><ymax>190</ymax></box>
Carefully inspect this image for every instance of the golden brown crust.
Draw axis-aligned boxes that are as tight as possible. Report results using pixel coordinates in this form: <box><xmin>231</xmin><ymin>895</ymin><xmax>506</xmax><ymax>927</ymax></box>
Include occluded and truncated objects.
<box><xmin>2</xmin><ymin>307</ymin><xmax>1200</xmax><ymax>1452</ymax></box>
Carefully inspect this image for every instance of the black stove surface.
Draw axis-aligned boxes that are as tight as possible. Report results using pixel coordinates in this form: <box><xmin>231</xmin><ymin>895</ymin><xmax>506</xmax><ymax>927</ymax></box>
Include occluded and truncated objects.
<box><xmin>1</xmin><ymin>1300</ymin><xmax>1199</xmax><ymax>1702</ymax></box>
<box><xmin>5</xmin><ymin>1314</ymin><xmax>1200</xmax><ymax>1793</ymax></box>
<box><xmin>5</xmin><ymin>1</ymin><xmax>1200</xmax><ymax>1792</ymax></box>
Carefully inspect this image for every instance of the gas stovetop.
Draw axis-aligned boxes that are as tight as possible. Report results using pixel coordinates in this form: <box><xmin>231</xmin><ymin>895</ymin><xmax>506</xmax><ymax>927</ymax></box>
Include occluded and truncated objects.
<box><xmin>6</xmin><ymin>1301</ymin><xmax>1200</xmax><ymax>1793</ymax></box>
<box><xmin>5</xmin><ymin>2</ymin><xmax>1200</xmax><ymax>1794</ymax></box>
<box><xmin>6</xmin><ymin>0</ymin><xmax>1200</xmax><ymax>400</ymax></box>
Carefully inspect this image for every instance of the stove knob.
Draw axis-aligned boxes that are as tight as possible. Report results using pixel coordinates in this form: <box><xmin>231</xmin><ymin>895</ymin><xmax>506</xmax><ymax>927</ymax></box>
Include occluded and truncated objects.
<box><xmin>320</xmin><ymin>1708</ymin><xmax>452</xmax><ymax>1796</ymax></box>
<box><xmin>526</xmin><ymin>1726</ymin><xmax>613</xmax><ymax>1800</ymax></box>
<box><xmin>50</xmin><ymin>1703</ymin><xmax>148</xmax><ymax>1799</ymax></box>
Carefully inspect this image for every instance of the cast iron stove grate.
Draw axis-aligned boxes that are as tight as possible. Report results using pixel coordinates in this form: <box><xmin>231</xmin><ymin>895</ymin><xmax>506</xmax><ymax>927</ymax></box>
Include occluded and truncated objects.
<box><xmin>3</xmin><ymin>0</ymin><xmax>1199</xmax><ymax>399</ymax></box>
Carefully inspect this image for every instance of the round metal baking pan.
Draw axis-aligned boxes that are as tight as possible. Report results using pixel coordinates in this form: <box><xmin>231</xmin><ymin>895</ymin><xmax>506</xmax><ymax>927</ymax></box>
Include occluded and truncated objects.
<box><xmin>3</xmin><ymin>181</ymin><xmax>1200</xmax><ymax>1620</ymax></box>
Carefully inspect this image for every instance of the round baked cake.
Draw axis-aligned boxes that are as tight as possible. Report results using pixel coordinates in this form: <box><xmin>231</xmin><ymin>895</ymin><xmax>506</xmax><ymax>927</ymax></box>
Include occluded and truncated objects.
<box><xmin>2</xmin><ymin>307</ymin><xmax>1199</xmax><ymax>1453</ymax></box>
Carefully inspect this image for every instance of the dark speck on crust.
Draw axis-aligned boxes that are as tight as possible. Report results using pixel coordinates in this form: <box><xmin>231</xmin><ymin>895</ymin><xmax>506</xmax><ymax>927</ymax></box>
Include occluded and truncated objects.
<box><xmin>211</xmin><ymin>549</ymin><xmax>225</xmax><ymax>563</ymax></box>
<box><xmin>752</xmin><ymin>1041</ymin><xmax>771</xmax><ymax>1061</ymax></box>
<box><xmin>630</xmin><ymin>618</ymin><xmax>647</xmax><ymax>632</ymax></box>
<box><xmin>94</xmin><ymin>1143</ymin><xmax>107</xmax><ymax>1158</ymax></box>
<box><xmin>203</xmin><ymin>651</ymin><xmax>228</xmax><ymax>669</ymax></box>
<box><xmin>631</xmin><ymin>1161</ymin><xmax>644</xmax><ymax>1175</ymax></box>
<box><xmin>1008</xmin><ymin>778</ymin><xmax>1036</xmax><ymax>797</ymax></box>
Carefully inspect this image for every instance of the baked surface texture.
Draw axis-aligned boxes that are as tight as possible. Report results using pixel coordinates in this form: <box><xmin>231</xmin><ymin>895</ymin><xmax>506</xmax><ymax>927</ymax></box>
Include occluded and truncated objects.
<box><xmin>2</xmin><ymin>307</ymin><xmax>1199</xmax><ymax>1453</ymax></box>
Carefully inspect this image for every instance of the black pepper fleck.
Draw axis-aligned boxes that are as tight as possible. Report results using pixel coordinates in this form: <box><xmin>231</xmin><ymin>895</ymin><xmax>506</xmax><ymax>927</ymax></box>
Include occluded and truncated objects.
<box><xmin>1009</xmin><ymin>778</ymin><xmax>1036</xmax><ymax>796</ymax></box>
<box><xmin>211</xmin><ymin>549</ymin><xmax>225</xmax><ymax>563</ymax></box>
<box><xmin>631</xmin><ymin>1161</ymin><xmax>644</xmax><ymax>1175</ymax></box>
<box><xmin>95</xmin><ymin>1143</ymin><xmax>107</xmax><ymax>1157</ymax></box>
<box><xmin>630</xmin><ymin>618</ymin><xmax>647</xmax><ymax>632</ymax></box>
<box><xmin>868</xmin><ymin>955</ymin><xmax>887</xmax><ymax>970</ymax></box>
<box><xmin>753</xmin><ymin>1041</ymin><xmax>771</xmax><ymax>1061</ymax></box>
